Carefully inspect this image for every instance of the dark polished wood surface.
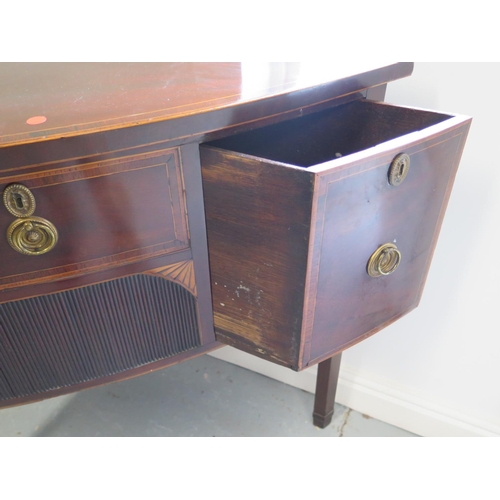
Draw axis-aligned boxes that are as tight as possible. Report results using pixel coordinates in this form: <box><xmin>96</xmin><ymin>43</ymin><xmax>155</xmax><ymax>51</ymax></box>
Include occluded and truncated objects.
<box><xmin>0</xmin><ymin>63</ymin><xmax>412</xmax><ymax>147</ymax></box>
<box><xmin>0</xmin><ymin>63</ymin><xmax>468</xmax><ymax>421</ymax></box>
<box><xmin>313</xmin><ymin>353</ymin><xmax>342</xmax><ymax>428</ymax></box>
<box><xmin>201</xmin><ymin>146</ymin><xmax>314</xmax><ymax>367</ymax></box>
<box><xmin>305</xmin><ymin>105</ymin><xmax>470</xmax><ymax>366</ymax></box>
<box><xmin>202</xmin><ymin>99</ymin><xmax>471</xmax><ymax>370</ymax></box>
<box><xmin>0</xmin><ymin>148</ymin><xmax>188</xmax><ymax>292</ymax></box>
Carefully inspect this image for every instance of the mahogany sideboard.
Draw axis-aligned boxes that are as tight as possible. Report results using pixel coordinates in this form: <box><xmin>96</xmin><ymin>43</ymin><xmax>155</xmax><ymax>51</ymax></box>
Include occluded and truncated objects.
<box><xmin>0</xmin><ymin>63</ymin><xmax>470</xmax><ymax>430</ymax></box>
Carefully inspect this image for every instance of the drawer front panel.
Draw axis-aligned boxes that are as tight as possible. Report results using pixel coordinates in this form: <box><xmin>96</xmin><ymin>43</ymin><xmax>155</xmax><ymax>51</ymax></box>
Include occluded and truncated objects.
<box><xmin>0</xmin><ymin>148</ymin><xmax>189</xmax><ymax>292</ymax></box>
<box><xmin>307</xmin><ymin>126</ymin><xmax>469</xmax><ymax>363</ymax></box>
<box><xmin>203</xmin><ymin>100</ymin><xmax>470</xmax><ymax>370</ymax></box>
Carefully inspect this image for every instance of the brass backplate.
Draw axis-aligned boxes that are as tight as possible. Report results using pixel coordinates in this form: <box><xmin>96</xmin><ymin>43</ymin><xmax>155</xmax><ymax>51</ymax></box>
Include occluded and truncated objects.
<box><xmin>7</xmin><ymin>216</ymin><xmax>58</xmax><ymax>255</ymax></box>
<box><xmin>388</xmin><ymin>153</ymin><xmax>410</xmax><ymax>186</ymax></box>
<box><xmin>3</xmin><ymin>184</ymin><xmax>36</xmax><ymax>217</ymax></box>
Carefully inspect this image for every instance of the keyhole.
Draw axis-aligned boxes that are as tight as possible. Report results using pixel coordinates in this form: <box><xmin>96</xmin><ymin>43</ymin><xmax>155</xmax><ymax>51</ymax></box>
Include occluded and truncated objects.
<box><xmin>13</xmin><ymin>194</ymin><xmax>24</xmax><ymax>210</ymax></box>
<box><xmin>398</xmin><ymin>161</ymin><xmax>405</xmax><ymax>178</ymax></box>
<box><xmin>389</xmin><ymin>154</ymin><xmax>410</xmax><ymax>187</ymax></box>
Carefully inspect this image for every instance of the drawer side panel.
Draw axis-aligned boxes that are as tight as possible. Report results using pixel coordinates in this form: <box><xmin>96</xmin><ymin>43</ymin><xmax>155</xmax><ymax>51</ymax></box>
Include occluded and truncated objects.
<box><xmin>201</xmin><ymin>146</ymin><xmax>314</xmax><ymax>368</ymax></box>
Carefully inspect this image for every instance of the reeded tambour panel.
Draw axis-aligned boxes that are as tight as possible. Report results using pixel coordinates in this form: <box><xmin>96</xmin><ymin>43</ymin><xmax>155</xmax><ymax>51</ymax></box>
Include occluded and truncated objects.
<box><xmin>0</xmin><ymin>274</ymin><xmax>200</xmax><ymax>401</ymax></box>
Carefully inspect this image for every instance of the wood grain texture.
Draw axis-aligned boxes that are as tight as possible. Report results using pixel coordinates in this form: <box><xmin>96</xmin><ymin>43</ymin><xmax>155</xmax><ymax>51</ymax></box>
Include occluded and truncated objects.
<box><xmin>209</xmin><ymin>99</ymin><xmax>450</xmax><ymax>168</ymax></box>
<box><xmin>145</xmin><ymin>260</ymin><xmax>197</xmax><ymax>297</ymax></box>
<box><xmin>202</xmin><ymin>99</ymin><xmax>472</xmax><ymax>370</ymax></box>
<box><xmin>0</xmin><ymin>114</ymin><xmax>217</xmax><ymax>408</ymax></box>
<box><xmin>201</xmin><ymin>147</ymin><xmax>314</xmax><ymax>368</ymax></box>
<box><xmin>0</xmin><ymin>148</ymin><xmax>189</xmax><ymax>291</ymax></box>
<box><xmin>0</xmin><ymin>247</ymin><xmax>193</xmax><ymax>305</ymax></box>
<box><xmin>177</xmin><ymin>143</ymin><xmax>217</xmax><ymax>352</ymax></box>
<box><xmin>4</xmin><ymin>63</ymin><xmax>472</xmax><ymax>418</ymax></box>
<box><xmin>304</xmin><ymin>119</ymin><xmax>471</xmax><ymax>366</ymax></box>
<box><xmin>0</xmin><ymin>63</ymin><xmax>413</xmax><ymax>147</ymax></box>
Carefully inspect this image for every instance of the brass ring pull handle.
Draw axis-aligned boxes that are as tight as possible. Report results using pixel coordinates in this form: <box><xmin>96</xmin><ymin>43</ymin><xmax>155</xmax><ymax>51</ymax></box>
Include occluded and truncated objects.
<box><xmin>7</xmin><ymin>216</ymin><xmax>58</xmax><ymax>255</ymax></box>
<box><xmin>367</xmin><ymin>243</ymin><xmax>401</xmax><ymax>277</ymax></box>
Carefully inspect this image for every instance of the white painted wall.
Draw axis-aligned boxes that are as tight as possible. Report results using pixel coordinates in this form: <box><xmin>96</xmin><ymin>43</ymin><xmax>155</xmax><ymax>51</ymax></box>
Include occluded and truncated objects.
<box><xmin>210</xmin><ymin>63</ymin><xmax>500</xmax><ymax>436</ymax></box>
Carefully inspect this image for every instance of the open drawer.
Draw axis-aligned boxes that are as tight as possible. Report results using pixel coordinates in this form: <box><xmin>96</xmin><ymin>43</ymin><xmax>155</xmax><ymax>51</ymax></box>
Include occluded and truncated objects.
<box><xmin>201</xmin><ymin>99</ymin><xmax>471</xmax><ymax>370</ymax></box>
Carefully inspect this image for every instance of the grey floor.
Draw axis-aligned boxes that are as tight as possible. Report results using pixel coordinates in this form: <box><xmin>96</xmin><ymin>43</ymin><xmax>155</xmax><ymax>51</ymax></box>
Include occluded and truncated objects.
<box><xmin>0</xmin><ymin>355</ymin><xmax>416</xmax><ymax>437</ymax></box>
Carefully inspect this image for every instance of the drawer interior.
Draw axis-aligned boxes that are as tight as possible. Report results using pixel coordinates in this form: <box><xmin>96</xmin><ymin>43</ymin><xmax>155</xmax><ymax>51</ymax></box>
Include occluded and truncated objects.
<box><xmin>207</xmin><ymin>100</ymin><xmax>452</xmax><ymax>167</ymax></box>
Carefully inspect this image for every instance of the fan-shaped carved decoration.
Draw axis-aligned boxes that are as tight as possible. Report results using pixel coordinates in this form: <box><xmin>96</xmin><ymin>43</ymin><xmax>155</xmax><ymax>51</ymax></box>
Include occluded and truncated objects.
<box><xmin>144</xmin><ymin>260</ymin><xmax>197</xmax><ymax>296</ymax></box>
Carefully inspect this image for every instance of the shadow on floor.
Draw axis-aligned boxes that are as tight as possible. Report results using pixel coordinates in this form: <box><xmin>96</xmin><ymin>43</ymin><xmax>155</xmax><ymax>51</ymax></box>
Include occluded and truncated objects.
<box><xmin>0</xmin><ymin>355</ymin><xmax>415</xmax><ymax>437</ymax></box>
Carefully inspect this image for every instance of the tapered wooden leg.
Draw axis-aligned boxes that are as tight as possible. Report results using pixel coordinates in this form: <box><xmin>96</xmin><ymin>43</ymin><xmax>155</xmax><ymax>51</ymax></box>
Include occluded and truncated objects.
<box><xmin>313</xmin><ymin>353</ymin><xmax>342</xmax><ymax>428</ymax></box>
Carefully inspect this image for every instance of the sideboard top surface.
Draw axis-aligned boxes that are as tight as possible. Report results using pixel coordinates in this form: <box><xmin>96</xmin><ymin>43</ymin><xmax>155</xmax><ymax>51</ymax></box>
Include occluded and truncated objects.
<box><xmin>0</xmin><ymin>62</ymin><xmax>413</xmax><ymax>148</ymax></box>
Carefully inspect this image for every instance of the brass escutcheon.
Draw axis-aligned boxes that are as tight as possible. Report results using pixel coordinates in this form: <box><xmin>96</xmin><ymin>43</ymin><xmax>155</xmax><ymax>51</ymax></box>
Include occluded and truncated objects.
<box><xmin>388</xmin><ymin>153</ymin><xmax>410</xmax><ymax>186</ymax></box>
<box><xmin>3</xmin><ymin>184</ymin><xmax>36</xmax><ymax>218</ymax></box>
<box><xmin>367</xmin><ymin>243</ymin><xmax>401</xmax><ymax>277</ymax></box>
<box><xmin>7</xmin><ymin>216</ymin><xmax>58</xmax><ymax>255</ymax></box>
